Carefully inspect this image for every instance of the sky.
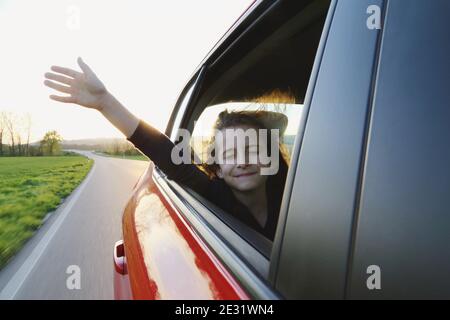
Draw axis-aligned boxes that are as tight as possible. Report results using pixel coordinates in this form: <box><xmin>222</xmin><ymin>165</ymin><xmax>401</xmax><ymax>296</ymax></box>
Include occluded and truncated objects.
<box><xmin>0</xmin><ymin>0</ymin><xmax>252</xmax><ymax>142</ymax></box>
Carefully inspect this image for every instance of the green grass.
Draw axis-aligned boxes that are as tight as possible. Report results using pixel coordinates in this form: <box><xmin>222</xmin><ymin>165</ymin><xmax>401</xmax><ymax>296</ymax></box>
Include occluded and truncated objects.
<box><xmin>0</xmin><ymin>156</ymin><xmax>93</xmax><ymax>269</ymax></box>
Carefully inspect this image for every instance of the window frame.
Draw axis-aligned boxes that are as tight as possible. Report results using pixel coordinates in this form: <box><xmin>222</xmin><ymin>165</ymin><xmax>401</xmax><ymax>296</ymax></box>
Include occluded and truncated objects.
<box><xmin>166</xmin><ymin>66</ymin><xmax>206</xmax><ymax>142</ymax></box>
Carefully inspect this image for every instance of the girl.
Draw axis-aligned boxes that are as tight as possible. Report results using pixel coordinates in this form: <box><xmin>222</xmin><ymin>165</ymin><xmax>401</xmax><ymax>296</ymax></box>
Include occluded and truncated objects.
<box><xmin>44</xmin><ymin>58</ymin><xmax>290</xmax><ymax>240</ymax></box>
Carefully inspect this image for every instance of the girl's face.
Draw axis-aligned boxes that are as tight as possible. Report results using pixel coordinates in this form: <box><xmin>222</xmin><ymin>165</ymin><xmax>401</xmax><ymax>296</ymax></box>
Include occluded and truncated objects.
<box><xmin>215</xmin><ymin>124</ymin><xmax>268</xmax><ymax>192</ymax></box>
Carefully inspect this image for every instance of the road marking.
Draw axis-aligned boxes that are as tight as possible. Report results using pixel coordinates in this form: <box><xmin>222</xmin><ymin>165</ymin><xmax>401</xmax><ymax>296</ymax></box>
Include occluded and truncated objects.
<box><xmin>0</xmin><ymin>159</ymin><xmax>97</xmax><ymax>300</ymax></box>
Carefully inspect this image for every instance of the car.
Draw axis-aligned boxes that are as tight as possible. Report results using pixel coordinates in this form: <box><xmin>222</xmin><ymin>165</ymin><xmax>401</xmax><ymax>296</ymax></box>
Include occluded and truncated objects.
<box><xmin>113</xmin><ymin>0</ymin><xmax>450</xmax><ymax>299</ymax></box>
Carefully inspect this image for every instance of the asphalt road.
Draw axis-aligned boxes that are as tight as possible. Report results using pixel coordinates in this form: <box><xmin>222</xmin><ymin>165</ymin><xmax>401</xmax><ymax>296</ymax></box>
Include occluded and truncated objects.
<box><xmin>0</xmin><ymin>152</ymin><xmax>148</xmax><ymax>299</ymax></box>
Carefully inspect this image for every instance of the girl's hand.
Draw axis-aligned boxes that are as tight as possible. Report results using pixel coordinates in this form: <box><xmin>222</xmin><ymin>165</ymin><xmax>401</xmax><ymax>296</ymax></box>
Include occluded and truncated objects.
<box><xmin>44</xmin><ymin>57</ymin><xmax>108</xmax><ymax>110</ymax></box>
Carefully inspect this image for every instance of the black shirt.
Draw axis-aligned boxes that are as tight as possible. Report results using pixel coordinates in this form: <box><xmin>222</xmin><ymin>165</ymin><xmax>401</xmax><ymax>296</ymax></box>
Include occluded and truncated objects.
<box><xmin>128</xmin><ymin>120</ymin><xmax>282</xmax><ymax>240</ymax></box>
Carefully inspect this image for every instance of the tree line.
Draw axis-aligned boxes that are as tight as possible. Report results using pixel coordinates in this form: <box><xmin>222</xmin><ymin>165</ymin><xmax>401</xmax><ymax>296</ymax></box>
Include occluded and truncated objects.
<box><xmin>0</xmin><ymin>111</ymin><xmax>62</xmax><ymax>156</ymax></box>
<box><xmin>99</xmin><ymin>139</ymin><xmax>142</xmax><ymax>157</ymax></box>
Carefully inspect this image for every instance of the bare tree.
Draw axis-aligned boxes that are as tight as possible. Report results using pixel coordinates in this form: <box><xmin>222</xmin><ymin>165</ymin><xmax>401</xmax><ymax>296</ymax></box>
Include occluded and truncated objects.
<box><xmin>0</xmin><ymin>111</ymin><xmax>5</xmax><ymax>156</ymax></box>
<box><xmin>24</xmin><ymin>113</ymin><xmax>32</xmax><ymax>156</ymax></box>
<box><xmin>16</xmin><ymin>132</ymin><xmax>22</xmax><ymax>156</ymax></box>
<box><xmin>0</xmin><ymin>112</ymin><xmax>33</xmax><ymax>156</ymax></box>
<box><xmin>4</xmin><ymin>112</ymin><xmax>16</xmax><ymax>156</ymax></box>
<box><xmin>14</xmin><ymin>114</ymin><xmax>28</xmax><ymax>156</ymax></box>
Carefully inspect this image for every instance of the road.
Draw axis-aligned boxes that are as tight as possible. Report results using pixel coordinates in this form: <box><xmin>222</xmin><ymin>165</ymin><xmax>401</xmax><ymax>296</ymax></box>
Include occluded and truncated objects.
<box><xmin>0</xmin><ymin>152</ymin><xmax>148</xmax><ymax>299</ymax></box>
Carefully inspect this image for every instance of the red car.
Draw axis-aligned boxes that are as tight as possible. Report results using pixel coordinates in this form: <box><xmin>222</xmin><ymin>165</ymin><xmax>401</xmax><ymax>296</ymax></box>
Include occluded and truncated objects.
<box><xmin>114</xmin><ymin>0</ymin><xmax>450</xmax><ymax>300</ymax></box>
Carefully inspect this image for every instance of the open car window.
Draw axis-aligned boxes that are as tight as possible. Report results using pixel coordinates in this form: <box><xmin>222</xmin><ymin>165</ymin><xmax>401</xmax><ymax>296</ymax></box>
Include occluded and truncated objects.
<box><xmin>163</xmin><ymin>0</ymin><xmax>332</xmax><ymax>279</ymax></box>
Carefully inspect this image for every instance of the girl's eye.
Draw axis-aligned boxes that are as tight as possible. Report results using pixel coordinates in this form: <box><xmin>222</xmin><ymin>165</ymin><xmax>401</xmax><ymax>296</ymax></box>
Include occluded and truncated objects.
<box><xmin>223</xmin><ymin>147</ymin><xmax>259</xmax><ymax>163</ymax></box>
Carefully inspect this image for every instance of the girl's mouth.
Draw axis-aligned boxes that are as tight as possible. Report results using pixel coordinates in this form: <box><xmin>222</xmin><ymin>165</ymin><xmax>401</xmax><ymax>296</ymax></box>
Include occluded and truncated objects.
<box><xmin>234</xmin><ymin>172</ymin><xmax>257</xmax><ymax>178</ymax></box>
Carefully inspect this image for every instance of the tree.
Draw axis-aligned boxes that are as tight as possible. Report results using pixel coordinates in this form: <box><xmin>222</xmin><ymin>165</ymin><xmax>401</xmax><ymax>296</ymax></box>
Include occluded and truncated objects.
<box><xmin>0</xmin><ymin>112</ymin><xmax>5</xmax><ymax>156</ymax></box>
<box><xmin>24</xmin><ymin>113</ymin><xmax>32</xmax><ymax>156</ymax></box>
<box><xmin>40</xmin><ymin>131</ymin><xmax>63</xmax><ymax>156</ymax></box>
<box><xmin>4</xmin><ymin>112</ymin><xmax>16</xmax><ymax>156</ymax></box>
<box><xmin>13</xmin><ymin>115</ymin><xmax>25</xmax><ymax>156</ymax></box>
<box><xmin>16</xmin><ymin>132</ymin><xmax>22</xmax><ymax>156</ymax></box>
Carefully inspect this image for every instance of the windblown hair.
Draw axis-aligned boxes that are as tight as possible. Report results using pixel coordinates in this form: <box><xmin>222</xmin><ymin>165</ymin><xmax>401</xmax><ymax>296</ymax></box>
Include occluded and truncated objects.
<box><xmin>248</xmin><ymin>88</ymin><xmax>297</xmax><ymax>104</ymax></box>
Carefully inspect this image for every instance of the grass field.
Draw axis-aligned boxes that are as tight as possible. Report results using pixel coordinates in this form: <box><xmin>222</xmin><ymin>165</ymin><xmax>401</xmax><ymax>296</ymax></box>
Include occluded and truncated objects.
<box><xmin>0</xmin><ymin>156</ymin><xmax>93</xmax><ymax>269</ymax></box>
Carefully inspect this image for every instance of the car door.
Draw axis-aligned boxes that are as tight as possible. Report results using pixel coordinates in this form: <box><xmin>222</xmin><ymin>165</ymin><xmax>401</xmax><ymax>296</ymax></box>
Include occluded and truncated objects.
<box><xmin>348</xmin><ymin>0</ymin><xmax>450</xmax><ymax>299</ymax></box>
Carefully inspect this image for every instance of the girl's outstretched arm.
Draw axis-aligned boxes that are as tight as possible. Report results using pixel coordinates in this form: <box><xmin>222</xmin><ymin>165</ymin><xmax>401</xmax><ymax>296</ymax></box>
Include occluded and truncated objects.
<box><xmin>44</xmin><ymin>57</ymin><xmax>139</xmax><ymax>138</ymax></box>
<box><xmin>44</xmin><ymin>57</ymin><xmax>211</xmax><ymax>194</ymax></box>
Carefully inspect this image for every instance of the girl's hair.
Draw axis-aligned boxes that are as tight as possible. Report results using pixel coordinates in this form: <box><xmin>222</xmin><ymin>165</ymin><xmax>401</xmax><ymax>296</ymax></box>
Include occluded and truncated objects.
<box><xmin>247</xmin><ymin>88</ymin><xmax>296</xmax><ymax>105</ymax></box>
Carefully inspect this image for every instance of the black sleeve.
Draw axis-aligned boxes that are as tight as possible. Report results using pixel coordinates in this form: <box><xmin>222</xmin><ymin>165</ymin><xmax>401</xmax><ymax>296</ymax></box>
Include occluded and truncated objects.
<box><xmin>127</xmin><ymin>120</ymin><xmax>211</xmax><ymax>195</ymax></box>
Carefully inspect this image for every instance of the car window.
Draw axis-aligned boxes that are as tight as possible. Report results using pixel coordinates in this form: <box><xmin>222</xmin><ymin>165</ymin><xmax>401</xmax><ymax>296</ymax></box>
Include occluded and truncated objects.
<box><xmin>168</xmin><ymin>0</ymin><xmax>332</xmax><ymax>270</ymax></box>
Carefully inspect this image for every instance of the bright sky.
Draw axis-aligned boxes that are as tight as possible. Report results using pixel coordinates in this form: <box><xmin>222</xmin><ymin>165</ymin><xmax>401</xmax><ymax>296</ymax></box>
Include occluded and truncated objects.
<box><xmin>0</xmin><ymin>0</ymin><xmax>251</xmax><ymax>142</ymax></box>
